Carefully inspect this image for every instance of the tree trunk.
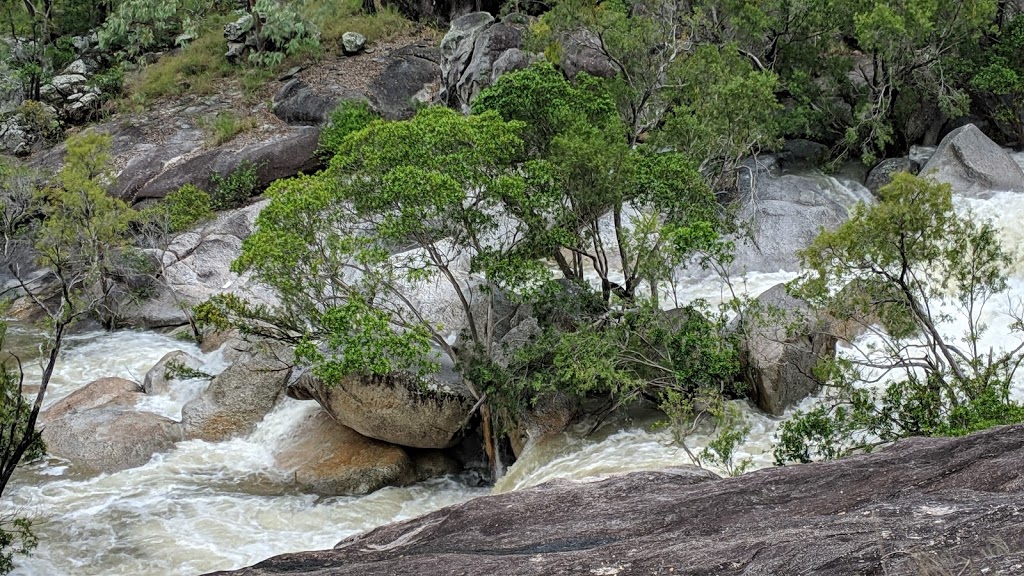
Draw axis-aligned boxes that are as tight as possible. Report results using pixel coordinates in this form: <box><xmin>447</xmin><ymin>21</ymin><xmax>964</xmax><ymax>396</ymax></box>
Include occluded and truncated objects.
<box><xmin>480</xmin><ymin>403</ymin><xmax>500</xmax><ymax>481</ymax></box>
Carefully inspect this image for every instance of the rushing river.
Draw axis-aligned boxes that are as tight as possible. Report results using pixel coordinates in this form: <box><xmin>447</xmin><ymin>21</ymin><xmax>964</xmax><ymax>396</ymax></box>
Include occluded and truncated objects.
<box><xmin>5</xmin><ymin>153</ymin><xmax>1024</xmax><ymax>575</ymax></box>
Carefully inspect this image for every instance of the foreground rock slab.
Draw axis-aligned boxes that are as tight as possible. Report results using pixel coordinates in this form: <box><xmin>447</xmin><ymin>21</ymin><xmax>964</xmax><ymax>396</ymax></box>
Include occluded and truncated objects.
<box><xmin>211</xmin><ymin>424</ymin><xmax>1024</xmax><ymax>576</ymax></box>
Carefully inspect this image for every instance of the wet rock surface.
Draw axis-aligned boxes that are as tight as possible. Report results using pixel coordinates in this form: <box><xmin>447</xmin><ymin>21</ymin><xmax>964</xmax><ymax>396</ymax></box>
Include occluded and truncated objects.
<box><xmin>126</xmin><ymin>200</ymin><xmax>274</xmax><ymax>329</ymax></box>
<box><xmin>275</xmin><ymin>410</ymin><xmax>417</xmax><ymax>496</ymax></box>
<box><xmin>182</xmin><ymin>355</ymin><xmax>291</xmax><ymax>442</ymax></box>
<box><xmin>736</xmin><ymin>283</ymin><xmax>837</xmax><ymax>416</ymax></box>
<box><xmin>143</xmin><ymin>350</ymin><xmax>206</xmax><ymax>395</ymax></box>
<box><xmin>40</xmin><ymin>377</ymin><xmax>141</xmax><ymax>425</ymax></box>
<box><xmin>729</xmin><ymin>167</ymin><xmax>870</xmax><ymax>274</ymax></box>
<box><xmin>42</xmin><ymin>404</ymin><xmax>183</xmax><ymax>473</ymax></box>
<box><xmin>211</xmin><ymin>424</ymin><xmax>1024</xmax><ymax>576</ymax></box>
<box><xmin>866</xmin><ymin>157</ymin><xmax>921</xmax><ymax>194</ymax></box>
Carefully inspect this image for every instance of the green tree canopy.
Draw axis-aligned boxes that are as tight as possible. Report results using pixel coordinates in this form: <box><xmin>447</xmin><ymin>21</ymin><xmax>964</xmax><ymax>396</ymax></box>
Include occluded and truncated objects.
<box><xmin>775</xmin><ymin>173</ymin><xmax>1024</xmax><ymax>464</ymax></box>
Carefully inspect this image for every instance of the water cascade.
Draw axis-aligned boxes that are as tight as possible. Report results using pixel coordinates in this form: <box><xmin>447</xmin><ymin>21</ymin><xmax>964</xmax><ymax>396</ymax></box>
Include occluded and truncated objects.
<box><xmin>4</xmin><ymin>154</ymin><xmax>1024</xmax><ymax>575</ymax></box>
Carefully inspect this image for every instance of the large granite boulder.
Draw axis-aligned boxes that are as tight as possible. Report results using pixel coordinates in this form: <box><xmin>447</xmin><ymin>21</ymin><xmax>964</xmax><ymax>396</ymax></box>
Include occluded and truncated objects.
<box><xmin>41</xmin><ymin>377</ymin><xmax>141</xmax><ymax>425</ymax></box>
<box><xmin>210</xmin><ymin>424</ymin><xmax>1024</xmax><ymax>576</ymax></box>
<box><xmin>275</xmin><ymin>410</ymin><xmax>417</xmax><ymax>496</ymax></box>
<box><xmin>129</xmin><ymin>127</ymin><xmax>321</xmax><ymax>202</ymax></box>
<box><xmin>42</xmin><ymin>406</ymin><xmax>183</xmax><ymax>473</ymax></box>
<box><xmin>181</xmin><ymin>356</ymin><xmax>291</xmax><ymax>442</ymax></box>
<box><xmin>559</xmin><ymin>30</ymin><xmax>618</xmax><ymax>79</ymax></box>
<box><xmin>729</xmin><ymin>164</ymin><xmax>871</xmax><ymax>274</ymax></box>
<box><xmin>366</xmin><ymin>44</ymin><xmax>442</xmax><ymax>120</ymax></box>
<box><xmin>866</xmin><ymin>157</ymin><xmax>920</xmax><ymax>194</ymax></box>
<box><xmin>125</xmin><ymin>200</ymin><xmax>275</xmax><ymax>329</ymax></box>
<box><xmin>736</xmin><ymin>283</ymin><xmax>837</xmax><ymax>416</ymax></box>
<box><xmin>290</xmin><ymin>361</ymin><xmax>475</xmax><ymax>450</ymax></box>
<box><xmin>508</xmin><ymin>389</ymin><xmax>578</xmax><ymax>458</ymax></box>
<box><xmin>439</xmin><ymin>13</ymin><xmax>530</xmax><ymax>111</ymax></box>
<box><xmin>920</xmin><ymin>123</ymin><xmax>1024</xmax><ymax>198</ymax></box>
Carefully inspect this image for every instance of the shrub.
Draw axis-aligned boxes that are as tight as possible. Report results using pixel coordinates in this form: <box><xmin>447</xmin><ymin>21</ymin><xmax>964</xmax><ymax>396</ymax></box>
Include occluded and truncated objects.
<box><xmin>163</xmin><ymin>184</ymin><xmax>215</xmax><ymax>232</ymax></box>
<box><xmin>202</xmin><ymin>111</ymin><xmax>257</xmax><ymax>146</ymax></box>
<box><xmin>210</xmin><ymin>161</ymin><xmax>261</xmax><ymax>210</ymax></box>
<box><xmin>15</xmin><ymin>100</ymin><xmax>61</xmax><ymax>144</ymax></box>
<box><xmin>129</xmin><ymin>16</ymin><xmax>237</xmax><ymax>102</ymax></box>
<box><xmin>774</xmin><ymin>173</ymin><xmax>1024</xmax><ymax>465</ymax></box>
<box><xmin>299</xmin><ymin>0</ymin><xmax>412</xmax><ymax>46</ymax></box>
<box><xmin>317</xmin><ymin>99</ymin><xmax>378</xmax><ymax>159</ymax></box>
<box><xmin>246</xmin><ymin>0</ymin><xmax>321</xmax><ymax>68</ymax></box>
<box><xmin>88</xmin><ymin>65</ymin><xmax>126</xmax><ymax>101</ymax></box>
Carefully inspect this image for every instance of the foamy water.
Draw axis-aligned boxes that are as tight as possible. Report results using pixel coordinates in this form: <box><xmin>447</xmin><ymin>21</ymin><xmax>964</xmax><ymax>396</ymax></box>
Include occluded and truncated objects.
<box><xmin>4</xmin><ymin>153</ymin><xmax>1024</xmax><ymax>575</ymax></box>
<box><xmin>3</xmin><ymin>331</ymin><xmax>485</xmax><ymax>575</ymax></box>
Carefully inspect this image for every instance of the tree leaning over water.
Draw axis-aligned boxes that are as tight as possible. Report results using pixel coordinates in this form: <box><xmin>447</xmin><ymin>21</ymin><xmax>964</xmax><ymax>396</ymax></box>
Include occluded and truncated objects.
<box><xmin>775</xmin><ymin>174</ymin><xmax>1024</xmax><ymax>464</ymax></box>
<box><xmin>0</xmin><ymin>133</ymin><xmax>139</xmax><ymax>573</ymax></box>
<box><xmin>196</xmin><ymin>67</ymin><xmax>740</xmax><ymax>479</ymax></box>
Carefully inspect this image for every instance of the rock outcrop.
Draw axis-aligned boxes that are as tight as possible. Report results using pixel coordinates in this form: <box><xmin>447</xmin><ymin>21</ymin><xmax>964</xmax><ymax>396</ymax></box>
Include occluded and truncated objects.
<box><xmin>366</xmin><ymin>44</ymin><xmax>443</xmax><ymax>120</ymax></box>
<box><xmin>275</xmin><ymin>410</ymin><xmax>417</xmax><ymax>496</ymax></box>
<box><xmin>182</xmin><ymin>355</ymin><xmax>291</xmax><ymax>442</ymax></box>
<box><xmin>210</xmin><ymin>424</ymin><xmax>1024</xmax><ymax>576</ymax></box>
<box><xmin>129</xmin><ymin>127</ymin><xmax>321</xmax><ymax>202</ymax></box>
<box><xmin>272</xmin><ymin>79</ymin><xmax>340</xmax><ymax>126</ymax></box>
<box><xmin>126</xmin><ymin>200</ymin><xmax>274</xmax><ymax>329</ymax></box>
<box><xmin>921</xmin><ymin>123</ymin><xmax>1024</xmax><ymax>198</ymax></box>
<box><xmin>290</xmin><ymin>361</ymin><xmax>475</xmax><ymax>450</ymax></box>
<box><xmin>729</xmin><ymin>161</ymin><xmax>871</xmax><ymax>274</ymax></box>
<box><xmin>559</xmin><ymin>31</ymin><xmax>618</xmax><ymax>79</ymax></box>
<box><xmin>143</xmin><ymin>350</ymin><xmax>206</xmax><ymax>395</ymax></box>
<box><xmin>439</xmin><ymin>13</ymin><xmax>531</xmax><ymax>111</ymax></box>
<box><xmin>736</xmin><ymin>283</ymin><xmax>836</xmax><ymax>416</ymax></box>
<box><xmin>866</xmin><ymin>157</ymin><xmax>921</xmax><ymax>194</ymax></box>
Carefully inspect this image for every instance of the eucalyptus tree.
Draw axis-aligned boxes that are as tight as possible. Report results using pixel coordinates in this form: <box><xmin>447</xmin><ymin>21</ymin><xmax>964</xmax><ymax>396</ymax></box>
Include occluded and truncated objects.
<box><xmin>197</xmin><ymin>69</ymin><xmax>735</xmax><ymax>477</ymax></box>
<box><xmin>775</xmin><ymin>173</ymin><xmax>1024</xmax><ymax>464</ymax></box>
<box><xmin>0</xmin><ymin>133</ymin><xmax>138</xmax><ymax>572</ymax></box>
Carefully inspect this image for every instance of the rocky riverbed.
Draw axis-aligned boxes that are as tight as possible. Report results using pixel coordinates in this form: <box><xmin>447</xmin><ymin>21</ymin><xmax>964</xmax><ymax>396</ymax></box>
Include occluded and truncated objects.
<box><xmin>5</xmin><ymin>9</ymin><xmax>1024</xmax><ymax>575</ymax></box>
<box><xmin>211</xmin><ymin>424</ymin><xmax>1024</xmax><ymax>576</ymax></box>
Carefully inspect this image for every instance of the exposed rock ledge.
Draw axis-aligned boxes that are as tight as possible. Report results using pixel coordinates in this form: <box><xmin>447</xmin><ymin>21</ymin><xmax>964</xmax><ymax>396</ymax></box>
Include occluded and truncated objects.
<box><xmin>211</xmin><ymin>424</ymin><xmax>1024</xmax><ymax>576</ymax></box>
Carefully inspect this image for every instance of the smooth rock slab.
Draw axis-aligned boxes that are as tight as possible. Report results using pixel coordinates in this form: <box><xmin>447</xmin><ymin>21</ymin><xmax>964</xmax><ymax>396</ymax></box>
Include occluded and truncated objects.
<box><xmin>210</xmin><ymin>424</ymin><xmax>1024</xmax><ymax>576</ymax></box>
<box><xmin>182</xmin><ymin>356</ymin><xmax>290</xmax><ymax>442</ymax></box>
<box><xmin>40</xmin><ymin>376</ymin><xmax>140</xmax><ymax>425</ymax></box>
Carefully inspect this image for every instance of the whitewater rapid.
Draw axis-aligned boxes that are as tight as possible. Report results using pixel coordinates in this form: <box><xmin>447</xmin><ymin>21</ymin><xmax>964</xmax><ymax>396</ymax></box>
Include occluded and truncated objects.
<box><xmin>4</xmin><ymin>153</ymin><xmax>1024</xmax><ymax>575</ymax></box>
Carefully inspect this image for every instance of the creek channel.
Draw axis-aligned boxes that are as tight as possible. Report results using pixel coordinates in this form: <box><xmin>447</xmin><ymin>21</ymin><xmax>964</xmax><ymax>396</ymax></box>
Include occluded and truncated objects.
<box><xmin>6</xmin><ymin>153</ymin><xmax>1024</xmax><ymax>575</ymax></box>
